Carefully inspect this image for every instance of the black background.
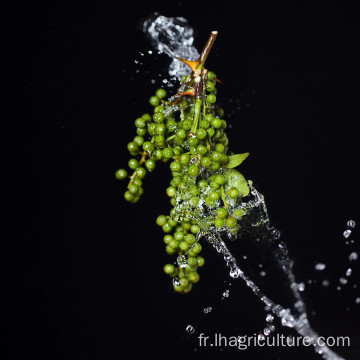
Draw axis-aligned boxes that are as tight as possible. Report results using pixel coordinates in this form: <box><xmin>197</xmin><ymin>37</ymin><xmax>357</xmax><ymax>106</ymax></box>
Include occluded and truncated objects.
<box><xmin>6</xmin><ymin>0</ymin><xmax>360</xmax><ymax>359</ymax></box>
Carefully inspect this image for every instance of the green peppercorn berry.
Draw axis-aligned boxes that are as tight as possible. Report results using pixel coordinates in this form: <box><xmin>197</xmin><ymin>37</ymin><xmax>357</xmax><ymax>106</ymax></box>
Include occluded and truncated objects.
<box><xmin>181</xmin><ymin>120</ymin><xmax>192</xmax><ymax>130</ymax></box>
<box><xmin>170</xmin><ymin>198</ymin><xmax>176</xmax><ymax>206</ymax></box>
<box><xmin>156</xmin><ymin>88</ymin><xmax>167</xmax><ymax>99</ymax></box>
<box><xmin>197</xmin><ymin>256</ymin><xmax>204</xmax><ymax>267</ymax></box>
<box><xmin>164</xmin><ymin>234</ymin><xmax>173</xmax><ymax>244</ymax></box>
<box><xmin>179</xmin><ymin>241</ymin><xmax>190</xmax><ymax>251</ymax></box>
<box><xmin>174</xmin><ymin>232</ymin><xmax>184</xmax><ymax>242</ymax></box>
<box><xmin>215</xmin><ymin>217</ymin><xmax>225</xmax><ymax>228</ymax></box>
<box><xmin>170</xmin><ymin>161</ymin><xmax>182</xmax><ymax>172</ymax></box>
<box><xmin>156</xmin><ymin>123</ymin><xmax>166</xmax><ymax>134</ymax></box>
<box><xmin>162</xmin><ymin>223</ymin><xmax>173</xmax><ymax>233</ymax></box>
<box><xmin>133</xmin><ymin>178</ymin><xmax>142</xmax><ymax>187</ymax></box>
<box><xmin>124</xmin><ymin>191</ymin><xmax>134</xmax><ymax>202</ymax></box>
<box><xmin>156</xmin><ymin>215</ymin><xmax>167</xmax><ymax>226</ymax></box>
<box><xmin>196</xmin><ymin>128</ymin><xmax>207</xmax><ymax>140</ymax></box>
<box><xmin>188</xmin><ymin>272</ymin><xmax>200</xmax><ymax>283</ymax></box>
<box><xmin>133</xmin><ymin>136</ymin><xmax>144</xmax><ymax>147</ymax></box>
<box><xmin>215</xmin><ymin>174</ymin><xmax>225</xmax><ymax>185</ymax></box>
<box><xmin>206</xmin><ymin>81</ymin><xmax>215</xmax><ymax>92</ymax></box>
<box><xmin>168</xmin><ymin>218</ymin><xmax>177</xmax><ymax>227</ymax></box>
<box><xmin>155</xmin><ymin>135</ymin><xmax>165</xmax><ymax>148</ymax></box>
<box><xmin>216</xmin><ymin>106</ymin><xmax>224</xmax><ymax>118</ymax></box>
<box><xmin>128</xmin><ymin>184</ymin><xmax>139</xmax><ymax>195</ymax></box>
<box><xmin>179</xmin><ymin>153</ymin><xmax>190</xmax><ymax>165</ymax></box>
<box><xmin>185</xmin><ymin>233</ymin><xmax>196</xmax><ymax>244</ymax></box>
<box><xmin>176</xmin><ymin>129</ymin><xmax>187</xmax><ymax>139</ymax></box>
<box><xmin>207</xmin><ymin>94</ymin><xmax>216</xmax><ymax>104</ymax></box>
<box><xmin>211</xmin><ymin>161</ymin><xmax>220</xmax><ymax>171</ymax></box>
<box><xmin>187</xmin><ymin>256</ymin><xmax>197</xmax><ymax>267</ymax></box>
<box><xmin>142</xmin><ymin>113</ymin><xmax>151</xmax><ymax>122</ymax></box>
<box><xmin>173</xmin><ymin>146</ymin><xmax>183</xmax><ymax>156</ymax></box>
<box><xmin>128</xmin><ymin>158</ymin><xmax>139</xmax><ymax>170</ymax></box>
<box><xmin>181</xmin><ymin>221</ymin><xmax>191</xmax><ymax>230</ymax></box>
<box><xmin>189</xmin><ymin>197</ymin><xmax>199</xmax><ymax>207</ymax></box>
<box><xmin>169</xmin><ymin>239</ymin><xmax>179</xmax><ymax>249</ymax></box>
<box><xmin>164</xmin><ymin>264</ymin><xmax>175</xmax><ymax>275</ymax></box>
<box><xmin>190</xmin><ymin>224</ymin><xmax>200</xmax><ymax>234</ymax></box>
<box><xmin>221</xmin><ymin>120</ymin><xmax>227</xmax><ymax>129</ymax></box>
<box><xmin>166</xmin><ymin>245</ymin><xmax>176</xmax><ymax>255</ymax></box>
<box><xmin>115</xmin><ymin>168</ymin><xmax>127</xmax><ymax>180</ymax></box>
<box><xmin>147</xmin><ymin>123</ymin><xmax>157</xmax><ymax>136</ymax></box>
<box><xmin>162</xmin><ymin>148</ymin><xmax>174</xmax><ymax>159</ymax></box>
<box><xmin>145</xmin><ymin>158</ymin><xmax>156</xmax><ymax>172</ymax></box>
<box><xmin>196</xmin><ymin>145</ymin><xmax>207</xmax><ymax>155</ymax></box>
<box><xmin>215</xmin><ymin>143</ymin><xmax>225</xmax><ymax>153</ymax></box>
<box><xmin>136</xmin><ymin>127</ymin><xmax>147</xmax><ymax>136</ymax></box>
<box><xmin>211</xmin><ymin>151</ymin><xmax>221</xmax><ymax>162</ymax></box>
<box><xmin>207</xmin><ymin>71</ymin><xmax>216</xmax><ymax>81</ymax></box>
<box><xmin>188</xmin><ymin>164</ymin><xmax>199</xmax><ymax>177</ymax></box>
<box><xmin>207</xmin><ymin>128</ymin><xmax>215</xmax><ymax>138</ymax></box>
<box><xmin>220</xmin><ymin>154</ymin><xmax>229</xmax><ymax>165</ymax></box>
<box><xmin>210</xmin><ymin>180</ymin><xmax>220</xmax><ymax>190</ymax></box>
<box><xmin>166</xmin><ymin>119</ymin><xmax>176</xmax><ymax>132</ymax></box>
<box><xmin>228</xmin><ymin>187</ymin><xmax>239</xmax><ymax>198</ymax></box>
<box><xmin>209</xmin><ymin>191</ymin><xmax>220</xmax><ymax>201</ymax></box>
<box><xmin>149</xmin><ymin>95</ymin><xmax>160</xmax><ymax>106</ymax></box>
<box><xmin>189</xmin><ymin>186</ymin><xmax>200</xmax><ymax>196</ymax></box>
<box><xmin>217</xmin><ymin>207</ymin><xmax>228</xmax><ymax>218</ymax></box>
<box><xmin>172</xmin><ymin>176</ymin><xmax>182</xmax><ymax>187</ymax></box>
<box><xmin>199</xmin><ymin>119</ymin><xmax>210</xmax><ymax>129</ymax></box>
<box><xmin>201</xmin><ymin>157</ymin><xmax>212</xmax><ymax>168</ymax></box>
<box><xmin>211</xmin><ymin>118</ymin><xmax>222</xmax><ymax>129</ymax></box>
<box><xmin>166</xmin><ymin>186</ymin><xmax>176</xmax><ymax>197</ymax></box>
<box><xmin>127</xmin><ymin>142</ymin><xmax>138</xmax><ymax>153</ymax></box>
<box><xmin>226</xmin><ymin>216</ymin><xmax>237</xmax><ymax>228</ymax></box>
<box><xmin>152</xmin><ymin>149</ymin><xmax>163</xmax><ymax>160</ymax></box>
<box><xmin>233</xmin><ymin>208</ymin><xmax>243</xmax><ymax>219</ymax></box>
<box><xmin>143</xmin><ymin>141</ymin><xmax>154</xmax><ymax>153</ymax></box>
<box><xmin>197</xmin><ymin>179</ymin><xmax>208</xmax><ymax>189</ymax></box>
<box><xmin>188</xmin><ymin>137</ymin><xmax>199</xmax><ymax>147</ymax></box>
<box><xmin>135</xmin><ymin>117</ymin><xmax>146</xmax><ymax>128</ymax></box>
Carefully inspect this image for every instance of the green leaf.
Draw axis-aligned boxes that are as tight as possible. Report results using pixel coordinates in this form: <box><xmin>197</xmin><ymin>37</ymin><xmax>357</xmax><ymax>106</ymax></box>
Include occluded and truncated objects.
<box><xmin>226</xmin><ymin>153</ymin><xmax>249</xmax><ymax>169</ymax></box>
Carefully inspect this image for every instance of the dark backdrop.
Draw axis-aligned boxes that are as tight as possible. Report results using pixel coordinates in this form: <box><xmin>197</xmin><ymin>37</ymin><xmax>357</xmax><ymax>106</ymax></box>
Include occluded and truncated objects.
<box><xmin>6</xmin><ymin>0</ymin><xmax>360</xmax><ymax>359</ymax></box>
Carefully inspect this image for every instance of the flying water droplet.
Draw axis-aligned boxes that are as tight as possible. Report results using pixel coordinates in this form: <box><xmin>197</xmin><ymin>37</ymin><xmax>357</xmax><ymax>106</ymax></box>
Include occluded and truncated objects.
<box><xmin>346</xmin><ymin>268</ymin><xmax>352</xmax><ymax>277</ymax></box>
<box><xmin>263</xmin><ymin>327</ymin><xmax>270</xmax><ymax>336</ymax></box>
<box><xmin>203</xmin><ymin>307</ymin><xmax>212</xmax><ymax>314</ymax></box>
<box><xmin>186</xmin><ymin>325</ymin><xmax>195</xmax><ymax>334</ymax></box>
<box><xmin>260</xmin><ymin>271</ymin><xmax>266</xmax><ymax>277</ymax></box>
<box><xmin>339</xmin><ymin>277</ymin><xmax>347</xmax><ymax>285</ymax></box>
<box><xmin>349</xmin><ymin>252</ymin><xmax>358</xmax><ymax>261</ymax></box>
<box><xmin>222</xmin><ymin>290</ymin><xmax>230</xmax><ymax>298</ymax></box>
<box><xmin>266</xmin><ymin>314</ymin><xmax>274</xmax><ymax>323</ymax></box>
<box><xmin>258</xmin><ymin>334</ymin><xmax>265</xmax><ymax>341</ymax></box>
<box><xmin>343</xmin><ymin>230</ymin><xmax>351</xmax><ymax>238</ymax></box>
<box><xmin>315</xmin><ymin>263</ymin><xmax>326</xmax><ymax>271</ymax></box>
<box><xmin>347</xmin><ymin>220</ymin><xmax>356</xmax><ymax>228</ymax></box>
<box><xmin>297</xmin><ymin>282</ymin><xmax>305</xmax><ymax>292</ymax></box>
<box><xmin>230</xmin><ymin>268</ymin><xmax>241</xmax><ymax>278</ymax></box>
<box><xmin>355</xmin><ymin>297</ymin><xmax>360</xmax><ymax>304</ymax></box>
<box><xmin>322</xmin><ymin>280</ymin><xmax>330</xmax><ymax>287</ymax></box>
<box><xmin>177</xmin><ymin>255</ymin><xmax>187</xmax><ymax>268</ymax></box>
<box><xmin>173</xmin><ymin>277</ymin><xmax>181</xmax><ymax>287</ymax></box>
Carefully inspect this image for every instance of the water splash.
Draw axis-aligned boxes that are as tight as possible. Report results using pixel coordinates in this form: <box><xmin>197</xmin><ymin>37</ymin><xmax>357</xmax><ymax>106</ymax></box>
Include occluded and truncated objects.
<box><xmin>142</xmin><ymin>13</ymin><xmax>199</xmax><ymax>78</ymax></box>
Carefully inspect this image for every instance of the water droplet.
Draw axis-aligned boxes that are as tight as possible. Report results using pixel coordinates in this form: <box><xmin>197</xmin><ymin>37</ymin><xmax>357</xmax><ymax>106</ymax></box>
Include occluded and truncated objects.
<box><xmin>260</xmin><ymin>271</ymin><xmax>266</xmax><ymax>277</ymax></box>
<box><xmin>347</xmin><ymin>220</ymin><xmax>356</xmax><ymax>228</ymax></box>
<box><xmin>243</xmin><ymin>255</ymin><xmax>247</xmax><ymax>260</ymax></box>
<box><xmin>336</xmin><ymin>286</ymin><xmax>342</xmax><ymax>291</ymax></box>
<box><xmin>186</xmin><ymin>325</ymin><xmax>195</xmax><ymax>334</ymax></box>
<box><xmin>222</xmin><ymin>290</ymin><xmax>230</xmax><ymax>298</ymax></box>
<box><xmin>148</xmin><ymin>50</ymin><xmax>153</xmax><ymax>54</ymax></box>
<box><xmin>349</xmin><ymin>252</ymin><xmax>358</xmax><ymax>261</ymax></box>
<box><xmin>339</xmin><ymin>277</ymin><xmax>347</xmax><ymax>285</ymax></box>
<box><xmin>343</xmin><ymin>230</ymin><xmax>352</xmax><ymax>238</ymax></box>
<box><xmin>173</xmin><ymin>277</ymin><xmax>180</xmax><ymax>286</ymax></box>
<box><xmin>346</xmin><ymin>268</ymin><xmax>352</xmax><ymax>276</ymax></box>
<box><xmin>230</xmin><ymin>268</ymin><xmax>241</xmax><ymax>278</ymax></box>
<box><xmin>263</xmin><ymin>327</ymin><xmax>270</xmax><ymax>336</ymax></box>
<box><xmin>258</xmin><ymin>334</ymin><xmax>265</xmax><ymax>341</ymax></box>
<box><xmin>315</xmin><ymin>263</ymin><xmax>326</xmax><ymax>271</ymax></box>
<box><xmin>322</xmin><ymin>280</ymin><xmax>330</xmax><ymax>287</ymax></box>
<box><xmin>272</xmin><ymin>229</ymin><xmax>281</xmax><ymax>239</ymax></box>
<box><xmin>266</xmin><ymin>314</ymin><xmax>274</xmax><ymax>323</ymax></box>
<box><xmin>269</xmin><ymin>325</ymin><xmax>275</xmax><ymax>332</ymax></box>
<box><xmin>177</xmin><ymin>255</ymin><xmax>187</xmax><ymax>268</ymax></box>
<box><xmin>297</xmin><ymin>282</ymin><xmax>305</xmax><ymax>292</ymax></box>
<box><xmin>203</xmin><ymin>307</ymin><xmax>212</xmax><ymax>314</ymax></box>
<box><xmin>355</xmin><ymin>297</ymin><xmax>360</xmax><ymax>304</ymax></box>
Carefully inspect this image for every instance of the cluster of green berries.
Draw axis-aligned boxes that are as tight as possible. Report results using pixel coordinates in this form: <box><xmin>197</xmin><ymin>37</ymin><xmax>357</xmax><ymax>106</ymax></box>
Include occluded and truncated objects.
<box><xmin>116</xmin><ymin>33</ymin><xmax>250</xmax><ymax>293</ymax></box>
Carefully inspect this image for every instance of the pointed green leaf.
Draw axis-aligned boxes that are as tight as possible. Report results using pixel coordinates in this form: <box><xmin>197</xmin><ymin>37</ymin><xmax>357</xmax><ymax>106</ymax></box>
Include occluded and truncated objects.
<box><xmin>226</xmin><ymin>153</ymin><xmax>250</xmax><ymax>169</ymax></box>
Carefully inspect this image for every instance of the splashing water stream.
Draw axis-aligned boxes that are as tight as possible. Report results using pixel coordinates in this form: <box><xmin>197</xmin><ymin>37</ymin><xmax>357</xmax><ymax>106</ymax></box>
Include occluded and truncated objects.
<box><xmin>141</xmin><ymin>13</ymin><xmax>354</xmax><ymax>360</ymax></box>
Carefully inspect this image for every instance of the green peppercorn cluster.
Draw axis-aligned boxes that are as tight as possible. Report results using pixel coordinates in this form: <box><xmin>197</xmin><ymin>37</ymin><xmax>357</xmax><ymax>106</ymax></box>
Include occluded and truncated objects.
<box><xmin>116</xmin><ymin>32</ymin><xmax>250</xmax><ymax>293</ymax></box>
